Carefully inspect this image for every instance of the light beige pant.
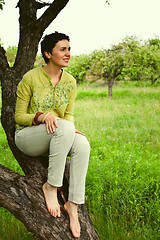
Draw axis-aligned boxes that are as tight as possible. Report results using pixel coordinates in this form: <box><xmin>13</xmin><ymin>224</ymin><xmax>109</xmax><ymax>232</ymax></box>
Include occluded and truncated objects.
<box><xmin>15</xmin><ymin>120</ymin><xmax>90</xmax><ymax>204</ymax></box>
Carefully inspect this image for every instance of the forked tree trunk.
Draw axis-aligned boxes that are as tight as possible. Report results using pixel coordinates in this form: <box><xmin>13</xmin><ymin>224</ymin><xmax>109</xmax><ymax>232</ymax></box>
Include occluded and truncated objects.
<box><xmin>0</xmin><ymin>0</ymin><xmax>100</xmax><ymax>239</ymax></box>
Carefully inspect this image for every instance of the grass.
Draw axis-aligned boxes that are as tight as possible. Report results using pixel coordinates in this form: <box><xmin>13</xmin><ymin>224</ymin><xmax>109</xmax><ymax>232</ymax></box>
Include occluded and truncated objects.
<box><xmin>0</xmin><ymin>83</ymin><xmax>160</xmax><ymax>239</ymax></box>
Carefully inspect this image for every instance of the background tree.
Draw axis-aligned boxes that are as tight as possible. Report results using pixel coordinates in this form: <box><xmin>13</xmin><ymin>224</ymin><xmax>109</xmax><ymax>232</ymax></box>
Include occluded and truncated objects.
<box><xmin>0</xmin><ymin>0</ymin><xmax>99</xmax><ymax>239</ymax></box>
<box><xmin>121</xmin><ymin>37</ymin><xmax>160</xmax><ymax>84</ymax></box>
<box><xmin>147</xmin><ymin>36</ymin><xmax>160</xmax><ymax>48</ymax></box>
<box><xmin>118</xmin><ymin>36</ymin><xmax>142</xmax><ymax>81</ymax></box>
<box><xmin>138</xmin><ymin>44</ymin><xmax>160</xmax><ymax>84</ymax></box>
<box><xmin>5</xmin><ymin>45</ymin><xmax>18</xmax><ymax>67</ymax></box>
<box><xmin>144</xmin><ymin>38</ymin><xmax>160</xmax><ymax>84</ymax></box>
<box><xmin>87</xmin><ymin>36</ymin><xmax>160</xmax><ymax>99</ymax></box>
<box><xmin>88</xmin><ymin>46</ymin><xmax>127</xmax><ymax>99</ymax></box>
<box><xmin>66</xmin><ymin>54</ymin><xmax>93</xmax><ymax>84</ymax></box>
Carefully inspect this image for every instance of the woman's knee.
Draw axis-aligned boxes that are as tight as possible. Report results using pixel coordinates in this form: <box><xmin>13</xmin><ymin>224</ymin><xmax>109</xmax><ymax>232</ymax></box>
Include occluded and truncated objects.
<box><xmin>74</xmin><ymin>134</ymin><xmax>90</xmax><ymax>156</ymax></box>
<box><xmin>56</xmin><ymin>120</ymin><xmax>75</xmax><ymax>137</ymax></box>
<box><xmin>80</xmin><ymin>137</ymin><xmax>90</xmax><ymax>155</ymax></box>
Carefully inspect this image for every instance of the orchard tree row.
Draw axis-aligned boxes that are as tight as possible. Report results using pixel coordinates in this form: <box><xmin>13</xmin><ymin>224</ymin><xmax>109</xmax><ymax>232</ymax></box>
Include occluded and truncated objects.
<box><xmin>67</xmin><ymin>36</ymin><xmax>160</xmax><ymax>84</ymax></box>
<box><xmin>66</xmin><ymin>36</ymin><xmax>160</xmax><ymax>98</ymax></box>
<box><xmin>3</xmin><ymin>35</ymin><xmax>160</xmax><ymax>98</ymax></box>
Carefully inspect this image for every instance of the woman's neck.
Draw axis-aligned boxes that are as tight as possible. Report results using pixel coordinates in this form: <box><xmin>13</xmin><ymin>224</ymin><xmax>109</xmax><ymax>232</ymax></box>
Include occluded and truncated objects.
<box><xmin>43</xmin><ymin>64</ymin><xmax>63</xmax><ymax>87</ymax></box>
<box><xmin>43</xmin><ymin>64</ymin><xmax>62</xmax><ymax>79</ymax></box>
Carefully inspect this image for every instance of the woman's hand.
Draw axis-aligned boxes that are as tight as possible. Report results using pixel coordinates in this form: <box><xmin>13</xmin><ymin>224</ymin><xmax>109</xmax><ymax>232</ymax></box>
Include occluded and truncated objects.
<box><xmin>75</xmin><ymin>129</ymin><xmax>85</xmax><ymax>136</ymax></box>
<box><xmin>45</xmin><ymin>115</ymin><xmax>61</xmax><ymax>134</ymax></box>
<box><xmin>38</xmin><ymin>113</ymin><xmax>61</xmax><ymax>134</ymax></box>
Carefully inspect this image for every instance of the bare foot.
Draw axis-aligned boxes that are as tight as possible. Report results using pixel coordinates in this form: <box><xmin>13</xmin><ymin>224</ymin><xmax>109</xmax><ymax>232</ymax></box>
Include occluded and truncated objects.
<box><xmin>64</xmin><ymin>201</ymin><xmax>81</xmax><ymax>238</ymax></box>
<box><xmin>42</xmin><ymin>182</ymin><xmax>61</xmax><ymax>217</ymax></box>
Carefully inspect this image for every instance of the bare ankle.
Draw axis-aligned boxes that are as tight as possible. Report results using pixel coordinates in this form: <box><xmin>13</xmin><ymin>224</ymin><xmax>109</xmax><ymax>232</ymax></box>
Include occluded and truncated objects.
<box><xmin>44</xmin><ymin>182</ymin><xmax>57</xmax><ymax>191</ymax></box>
<box><xmin>65</xmin><ymin>201</ymin><xmax>77</xmax><ymax>213</ymax></box>
<box><xmin>42</xmin><ymin>182</ymin><xmax>61</xmax><ymax>217</ymax></box>
<box><xmin>66</xmin><ymin>201</ymin><xmax>78</xmax><ymax>208</ymax></box>
<box><xmin>64</xmin><ymin>201</ymin><xmax>80</xmax><ymax>238</ymax></box>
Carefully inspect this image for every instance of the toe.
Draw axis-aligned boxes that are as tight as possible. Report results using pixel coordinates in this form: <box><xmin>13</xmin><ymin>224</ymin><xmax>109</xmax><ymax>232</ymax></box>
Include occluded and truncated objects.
<box><xmin>57</xmin><ymin>209</ymin><xmax>61</xmax><ymax>217</ymax></box>
<box><xmin>72</xmin><ymin>230</ymin><xmax>80</xmax><ymax>239</ymax></box>
<box><xmin>71</xmin><ymin>225</ymin><xmax>80</xmax><ymax>238</ymax></box>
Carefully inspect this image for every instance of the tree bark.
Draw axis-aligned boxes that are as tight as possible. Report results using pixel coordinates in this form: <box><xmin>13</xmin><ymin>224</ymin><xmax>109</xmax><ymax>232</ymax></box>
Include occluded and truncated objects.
<box><xmin>0</xmin><ymin>1</ymin><xmax>99</xmax><ymax>239</ymax></box>
<box><xmin>108</xmin><ymin>77</ymin><xmax>114</xmax><ymax>99</ymax></box>
<box><xmin>0</xmin><ymin>162</ymin><xmax>99</xmax><ymax>240</ymax></box>
<box><xmin>151</xmin><ymin>74</ymin><xmax>160</xmax><ymax>84</ymax></box>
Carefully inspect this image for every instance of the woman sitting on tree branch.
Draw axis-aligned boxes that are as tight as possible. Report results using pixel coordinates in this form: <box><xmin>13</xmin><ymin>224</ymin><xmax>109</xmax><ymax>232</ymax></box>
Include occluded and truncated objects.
<box><xmin>14</xmin><ymin>32</ymin><xmax>90</xmax><ymax>239</ymax></box>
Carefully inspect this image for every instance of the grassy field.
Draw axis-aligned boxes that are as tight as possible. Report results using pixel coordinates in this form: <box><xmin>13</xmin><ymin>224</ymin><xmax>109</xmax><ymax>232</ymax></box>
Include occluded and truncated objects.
<box><xmin>0</xmin><ymin>83</ymin><xmax>160</xmax><ymax>240</ymax></box>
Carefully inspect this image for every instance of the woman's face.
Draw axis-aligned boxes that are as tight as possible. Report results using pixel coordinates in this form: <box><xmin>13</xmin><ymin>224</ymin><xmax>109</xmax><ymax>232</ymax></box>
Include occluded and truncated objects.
<box><xmin>46</xmin><ymin>39</ymin><xmax>71</xmax><ymax>68</ymax></box>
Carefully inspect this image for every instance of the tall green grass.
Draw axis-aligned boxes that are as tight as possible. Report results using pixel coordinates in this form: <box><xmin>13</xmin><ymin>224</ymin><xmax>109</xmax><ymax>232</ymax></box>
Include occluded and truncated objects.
<box><xmin>75</xmin><ymin>85</ymin><xmax>160</xmax><ymax>240</ymax></box>
<box><xmin>0</xmin><ymin>84</ymin><xmax>160</xmax><ymax>239</ymax></box>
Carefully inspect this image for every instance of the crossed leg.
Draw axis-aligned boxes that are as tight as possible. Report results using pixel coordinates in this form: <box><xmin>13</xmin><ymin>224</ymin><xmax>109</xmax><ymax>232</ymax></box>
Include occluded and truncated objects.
<box><xmin>17</xmin><ymin>120</ymin><xmax>90</xmax><ymax>238</ymax></box>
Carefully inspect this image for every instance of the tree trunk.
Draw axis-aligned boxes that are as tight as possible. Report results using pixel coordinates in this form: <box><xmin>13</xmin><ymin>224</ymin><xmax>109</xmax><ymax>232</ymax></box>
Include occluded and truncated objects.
<box><xmin>0</xmin><ymin>161</ymin><xmax>99</xmax><ymax>240</ymax></box>
<box><xmin>0</xmin><ymin>1</ymin><xmax>100</xmax><ymax>239</ymax></box>
<box><xmin>108</xmin><ymin>78</ymin><xmax>114</xmax><ymax>99</ymax></box>
<box><xmin>151</xmin><ymin>75</ymin><xmax>160</xmax><ymax>84</ymax></box>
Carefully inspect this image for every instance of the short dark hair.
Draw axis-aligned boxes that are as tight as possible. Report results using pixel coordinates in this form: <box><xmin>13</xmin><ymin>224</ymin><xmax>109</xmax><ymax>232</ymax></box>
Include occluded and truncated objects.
<box><xmin>41</xmin><ymin>31</ymin><xmax>70</xmax><ymax>63</ymax></box>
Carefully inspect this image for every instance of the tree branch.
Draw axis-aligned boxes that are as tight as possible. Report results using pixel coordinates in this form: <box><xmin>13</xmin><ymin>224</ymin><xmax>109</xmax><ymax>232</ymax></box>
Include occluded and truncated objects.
<box><xmin>113</xmin><ymin>63</ymin><xmax>123</xmax><ymax>78</ymax></box>
<box><xmin>36</xmin><ymin>0</ymin><xmax>69</xmax><ymax>34</ymax></box>
<box><xmin>151</xmin><ymin>73</ymin><xmax>160</xmax><ymax>84</ymax></box>
<box><xmin>0</xmin><ymin>164</ymin><xmax>72</xmax><ymax>240</ymax></box>
<box><xmin>88</xmin><ymin>58</ymin><xmax>103</xmax><ymax>80</ymax></box>
<box><xmin>35</xmin><ymin>0</ymin><xmax>51</xmax><ymax>9</ymax></box>
<box><xmin>0</xmin><ymin>45</ymin><xmax>9</xmax><ymax>73</ymax></box>
<box><xmin>103</xmin><ymin>68</ymin><xmax>111</xmax><ymax>78</ymax></box>
<box><xmin>0</xmin><ymin>163</ymin><xmax>99</xmax><ymax>239</ymax></box>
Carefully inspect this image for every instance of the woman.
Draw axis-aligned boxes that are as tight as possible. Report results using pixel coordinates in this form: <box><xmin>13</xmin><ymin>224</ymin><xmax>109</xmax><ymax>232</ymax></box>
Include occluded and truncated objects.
<box><xmin>15</xmin><ymin>32</ymin><xmax>90</xmax><ymax>238</ymax></box>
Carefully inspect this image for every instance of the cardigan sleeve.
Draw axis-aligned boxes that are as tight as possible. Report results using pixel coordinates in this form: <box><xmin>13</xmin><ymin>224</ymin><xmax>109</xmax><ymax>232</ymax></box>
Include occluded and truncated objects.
<box><xmin>64</xmin><ymin>79</ymin><xmax>77</xmax><ymax>123</ymax></box>
<box><xmin>15</xmin><ymin>78</ymin><xmax>35</xmax><ymax>127</ymax></box>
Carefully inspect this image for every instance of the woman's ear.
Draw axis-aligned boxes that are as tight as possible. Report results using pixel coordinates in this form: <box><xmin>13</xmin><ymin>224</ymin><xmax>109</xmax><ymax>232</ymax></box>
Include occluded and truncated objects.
<box><xmin>44</xmin><ymin>51</ymin><xmax>51</xmax><ymax>60</ymax></box>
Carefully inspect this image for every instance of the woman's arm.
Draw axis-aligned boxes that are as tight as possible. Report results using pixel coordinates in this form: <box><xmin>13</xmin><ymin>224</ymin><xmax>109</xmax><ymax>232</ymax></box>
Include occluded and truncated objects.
<box><xmin>64</xmin><ymin>80</ymin><xmax>77</xmax><ymax>123</ymax></box>
<box><xmin>15</xmin><ymin>79</ymin><xmax>35</xmax><ymax>127</ymax></box>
